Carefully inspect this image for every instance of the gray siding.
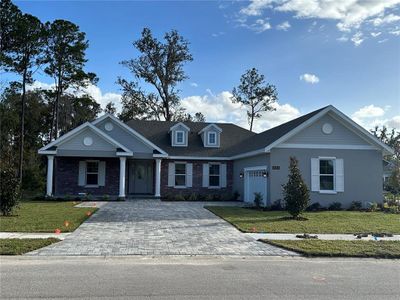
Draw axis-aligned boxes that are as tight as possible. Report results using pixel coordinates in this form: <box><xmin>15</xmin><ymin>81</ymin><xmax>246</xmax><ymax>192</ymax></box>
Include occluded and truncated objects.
<box><xmin>58</xmin><ymin>128</ymin><xmax>115</xmax><ymax>152</ymax></box>
<box><xmin>269</xmin><ymin>148</ymin><xmax>383</xmax><ymax>208</ymax></box>
<box><xmin>95</xmin><ymin>118</ymin><xmax>154</xmax><ymax>155</ymax></box>
<box><xmin>233</xmin><ymin>153</ymin><xmax>270</xmax><ymax>202</ymax></box>
<box><xmin>201</xmin><ymin>129</ymin><xmax>221</xmax><ymax>147</ymax></box>
<box><xmin>285</xmin><ymin>113</ymin><xmax>371</xmax><ymax>146</ymax></box>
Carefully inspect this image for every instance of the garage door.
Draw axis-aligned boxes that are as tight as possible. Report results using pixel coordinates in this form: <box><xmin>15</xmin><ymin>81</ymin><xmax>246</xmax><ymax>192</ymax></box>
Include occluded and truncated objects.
<box><xmin>244</xmin><ymin>168</ymin><xmax>267</xmax><ymax>206</ymax></box>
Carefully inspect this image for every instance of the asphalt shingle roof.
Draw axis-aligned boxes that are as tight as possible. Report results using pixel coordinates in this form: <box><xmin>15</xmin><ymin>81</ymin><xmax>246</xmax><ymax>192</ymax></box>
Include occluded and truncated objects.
<box><xmin>126</xmin><ymin>106</ymin><xmax>329</xmax><ymax>157</ymax></box>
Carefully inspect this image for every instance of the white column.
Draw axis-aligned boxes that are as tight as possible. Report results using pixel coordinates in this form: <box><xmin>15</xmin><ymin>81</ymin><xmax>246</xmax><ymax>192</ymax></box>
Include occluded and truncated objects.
<box><xmin>46</xmin><ymin>155</ymin><xmax>54</xmax><ymax>196</ymax></box>
<box><xmin>155</xmin><ymin>159</ymin><xmax>162</xmax><ymax>197</ymax></box>
<box><xmin>119</xmin><ymin>157</ymin><xmax>126</xmax><ymax>198</ymax></box>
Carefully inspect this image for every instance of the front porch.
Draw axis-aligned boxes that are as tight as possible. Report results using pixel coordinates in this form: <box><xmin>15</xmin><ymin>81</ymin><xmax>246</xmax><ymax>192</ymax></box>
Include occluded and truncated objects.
<box><xmin>47</xmin><ymin>156</ymin><xmax>162</xmax><ymax>199</ymax></box>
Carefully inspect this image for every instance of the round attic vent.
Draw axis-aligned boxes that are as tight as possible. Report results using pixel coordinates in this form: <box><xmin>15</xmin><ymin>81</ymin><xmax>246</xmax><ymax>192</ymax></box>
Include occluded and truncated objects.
<box><xmin>322</xmin><ymin>123</ymin><xmax>333</xmax><ymax>135</ymax></box>
<box><xmin>105</xmin><ymin>122</ymin><xmax>113</xmax><ymax>131</ymax></box>
<box><xmin>83</xmin><ymin>137</ymin><xmax>93</xmax><ymax>146</ymax></box>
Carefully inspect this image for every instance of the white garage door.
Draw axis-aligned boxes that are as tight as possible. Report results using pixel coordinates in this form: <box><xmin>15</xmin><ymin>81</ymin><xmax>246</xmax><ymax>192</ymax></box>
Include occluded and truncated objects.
<box><xmin>244</xmin><ymin>167</ymin><xmax>267</xmax><ymax>206</ymax></box>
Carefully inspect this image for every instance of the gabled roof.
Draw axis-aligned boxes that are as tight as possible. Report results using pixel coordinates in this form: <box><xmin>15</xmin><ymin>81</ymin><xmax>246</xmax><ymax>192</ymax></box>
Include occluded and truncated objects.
<box><xmin>169</xmin><ymin>122</ymin><xmax>190</xmax><ymax>132</ymax></box>
<box><xmin>38</xmin><ymin>122</ymin><xmax>133</xmax><ymax>156</ymax></box>
<box><xmin>198</xmin><ymin>123</ymin><xmax>223</xmax><ymax>134</ymax></box>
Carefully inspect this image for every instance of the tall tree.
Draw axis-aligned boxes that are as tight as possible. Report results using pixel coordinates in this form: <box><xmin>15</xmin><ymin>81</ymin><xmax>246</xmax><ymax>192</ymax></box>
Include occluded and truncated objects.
<box><xmin>371</xmin><ymin>126</ymin><xmax>400</xmax><ymax>161</ymax></box>
<box><xmin>231</xmin><ymin>68</ymin><xmax>278</xmax><ymax>132</ymax></box>
<box><xmin>118</xmin><ymin>28</ymin><xmax>193</xmax><ymax>121</ymax></box>
<box><xmin>0</xmin><ymin>0</ymin><xmax>21</xmax><ymax>56</ymax></box>
<box><xmin>43</xmin><ymin>19</ymin><xmax>97</xmax><ymax>140</ymax></box>
<box><xmin>0</xmin><ymin>9</ymin><xmax>45</xmax><ymax>183</ymax></box>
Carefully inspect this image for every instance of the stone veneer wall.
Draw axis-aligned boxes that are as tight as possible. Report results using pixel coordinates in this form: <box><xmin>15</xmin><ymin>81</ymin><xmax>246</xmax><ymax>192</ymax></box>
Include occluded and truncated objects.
<box><xmin>160</xmin><ymin>160</ymin><xmax>234</xmax><ymax>197</ymax></box>
<box><xmin>54</xmin><ymin>157</ymin><xmax>120</xmax><ymax>197</ymax></box>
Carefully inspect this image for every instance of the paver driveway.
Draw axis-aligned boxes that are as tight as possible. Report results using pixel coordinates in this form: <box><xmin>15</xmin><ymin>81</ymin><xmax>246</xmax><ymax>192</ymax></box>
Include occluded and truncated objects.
<box><xmin>29</xmin><ymin>200</ymin><xmax>296</xmax><ymax>256</ymax></box>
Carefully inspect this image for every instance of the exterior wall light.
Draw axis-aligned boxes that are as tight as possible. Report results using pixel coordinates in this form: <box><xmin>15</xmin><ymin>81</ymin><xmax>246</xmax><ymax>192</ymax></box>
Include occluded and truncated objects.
<box><xmin>239</xmin><ymin>172</ymin><xmax>244</xmax><ymax>178</ymax></box>
<box><xmin>262</xmin><ymin>171</ymin><xmax>268</xmax><ymax>178</ymax></box>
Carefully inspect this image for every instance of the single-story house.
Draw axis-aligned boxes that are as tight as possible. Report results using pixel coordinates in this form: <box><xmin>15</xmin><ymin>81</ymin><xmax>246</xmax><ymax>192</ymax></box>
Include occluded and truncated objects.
<box><xmin>38</xmin><ymin>105</ymin><xmax>393</xmax><ymax>207</ymax></box>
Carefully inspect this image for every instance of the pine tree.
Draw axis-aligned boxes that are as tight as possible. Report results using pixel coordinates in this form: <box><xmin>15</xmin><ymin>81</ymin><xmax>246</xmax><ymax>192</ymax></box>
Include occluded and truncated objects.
<box><xmin>282</xmin><ymin>157</ymin><xmax>310</xmax><ymax>218</ymax></box>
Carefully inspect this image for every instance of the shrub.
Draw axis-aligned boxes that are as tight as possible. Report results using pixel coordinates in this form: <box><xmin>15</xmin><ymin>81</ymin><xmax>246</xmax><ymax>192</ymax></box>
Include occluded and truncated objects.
<box><xmin>204</xmin><ymin>194</ymin><xmax>214</xmax><ymax>201</ymax></box>
<box><xmin>307</xmin><ymin>202</ymin><xmax>324</xmax><ymax>211</ymax></box>
<box><xmin>221</xmin><ymin>192</ymin><xmax>233</xmax><ymax>201</ymax></box>
<box><xmin>187</xmin><ymin>193</ymin><xmax>198</xmax><ymax>201</ymax></box>
<box><xmin>254</xmin><ymin>192</ymin><xmax>263</xmax><ymax>209</ymax></box>
<box><xmin>212</xmin><ymin>194</ymin><xmax>222</xmax><ymax>201</ymax></box>
<box><xmin>328</xmin><ymin>202</ymin><xmax>342</xmax><ymax>211</ymax></box>
<box><xmin>174</xmin><ymin>193</ymin><xmax>186</xmax><ymax>201</ymax></box>
<box><xmin>102</xmin><ymin>194</ymin><xmax>110</xmax><ymax>201</ymax></box>
<box><xmin>282</xmin><ymin>157</ymin><xmax>310</xmax><ymax>218</ymax></box>
<box><xmin>349</xmin><ymin>201</ymin><xmax>362</xmax><ymax>211</ymax></box>
<box><xmin>368</xmin><ymin>202</ymin><xmax>378</xmax><ymax>212</ymax></box>
<box><xmin>0</xmin><ymin>165</ymin><xmax>20</xmax><ymax>216</ymax></box>
<box><xmin>233</xmin><ymin>191</ymin><xmax>240</xmax><ymax>201</ymax></box>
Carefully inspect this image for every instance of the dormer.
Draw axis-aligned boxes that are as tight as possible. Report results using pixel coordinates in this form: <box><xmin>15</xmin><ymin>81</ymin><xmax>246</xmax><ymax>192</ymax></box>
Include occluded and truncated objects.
<box><xmin>169</xmin><ymin>122</ymin><xmax>190</xmax><ymax>147</ymax></box>
<box><xmin>199</xmin><ymin>124</ymin><xmax>222</xmax><ymax>148</ymax></box>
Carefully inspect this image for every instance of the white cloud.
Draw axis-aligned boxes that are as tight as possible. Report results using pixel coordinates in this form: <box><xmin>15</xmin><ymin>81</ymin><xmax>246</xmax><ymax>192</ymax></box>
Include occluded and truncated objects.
<box><xmin>300</xmin><ymin>73</ymin><xmax>320</xmax><ymax>84</ymax></box>
<box><xmin>370</xmin><ymin>32</ymin><xmax>382</xmax><ymax>37</ymax></box>
<box><xmin>337</xmin><ymin>35</ymin><xmax>349</xmax><ymax>42</ymax></box>
<box><xmin>351</xmin><ymin>105</ymin><xmax>399</xmax><ymax>130</ymax></box>
<box><xmin>351</xmin><ymin>31</ymin><xmax>364</xmax><ymax>46</ymax></box>
<box><xmin>211</xmin><ymin>31</ymin><xmax>225</xmax><ymax>38</ymax></box>
<box><xmin>352</xmin><ymin>105</ymin><xmax>385</xmax><ymax>119</ymax></box>
<box><xmin>387</xmin><ymin>116</ymin><xmax>400</xmax><ymax>129</ymax></box>
<box><xmin>238</xmin><ymin>0</ymin><xmax>400</xmax><ymax>41</ymax></box>
<box><xmin>390</xmin><ymin>29</ymin><xmax>400</xmax><ymax>35</ymax></box>
<box><xmin>276</xmin><ymin>21</ymin><xmax>291</xmax><ymax>31</ymax></box>
<box><xmin>190</xmin><ymin>82</ymin><xmax>199</xmax><ymax>87</ymax></box>
<box><xmin>241</xmin><ymin>18</ymin><xmax>272</xmax><ymax>33</ymax></box>
<box><xmin>27</xmin><ymin>81</ymin><xmax>122</xmax><ymax>112</ymax></box>
<box><xmin>181</xmin><ymin>90</ymin><xmax>300</xmax><ymax>132</ymax></box>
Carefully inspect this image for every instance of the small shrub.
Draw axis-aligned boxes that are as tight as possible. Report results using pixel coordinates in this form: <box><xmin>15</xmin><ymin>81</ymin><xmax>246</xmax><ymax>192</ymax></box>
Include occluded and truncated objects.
<box><xmin>254</xmin><ymin>192</ymin><xmax>263</xmax><ymax>209</ymax></box>
<box><xmin>328</xmin><ymin>202</ymin><xmax>342</xmax><ymax>211</ymax></box>
<box><xmin>368</xmin><ymin>202</ymin><xmax>378</xmax><ymax>212</ymax></box>
<box><xmin>282</xmin><ymin>157</ymin><xmax>310</xmax><ymax>218</ymax></box>
<box><xmin>233</xmin><ymin>191</ymin><xmax>240</xmax><ymax>201</ymax></box>
<box><xmin>187</xmin><ymin>193</ymin><xmax>198</xmax><ymax>201</ymax></box>
<box><xmin>212</xmin><ymin>194</ymin><xmax>222</xmax><ymax>201</ymax></box>
<box><xmin>307</xmin><ymin>202</ymin><xmax>324</xmax><ymax>212</ymax></box>
<box><xmin>349</xmin><ymin>201</ymin><xmax>362</xmax><ymax>211</ymax></box>
<box><xmin>204</xmin><ymin>194</ymin><xmax>214</xmax><ymax>201</ymax></box>
<box><xmin>174</xmin><ymin>193</ymin><xmax>186</xmax><ymax>201</ymax></box>
<box><xmin>221</xmin><ymin>192</ymin><xmax>233</xmax><ymax>201</ymax></box>
<box><xmin>102</xmin><ymin>194</ymin><xmax>110</xmax><ymax>201</ymax></box>
<box><xmin>197</xmin><ymin>194</ymin><xmax>206</xmax><ymax>201</ymax></box>
<box><xmin>269</xmin><ymin>199</ymin><xmax>283</xmax><ymax>211</ymax></box>
<box><xmin>0</xmin><ymin>165</ymin><xmax>20</xmax><ymax>216</ymax></box>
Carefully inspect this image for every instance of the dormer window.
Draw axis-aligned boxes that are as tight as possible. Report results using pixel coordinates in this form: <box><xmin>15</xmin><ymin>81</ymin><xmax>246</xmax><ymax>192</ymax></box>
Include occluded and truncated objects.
<box><xmin>169</xmin><ymin>122</ymin><xmax>190</xmax><ymax>147</ymax></box>
<box><xmin>208</xmin><ymin>132</ymin><xmax>217</xmax><ymax>145</ymax></box>
<box><xmin>176</xmin><ymin>131</ymin><xmax>185</xmax><ymax>145</ymax></box>
<box><xmin>199</xmin><ymin>124</ymin><xmax>222</xmax><ymax>148</ymax></box>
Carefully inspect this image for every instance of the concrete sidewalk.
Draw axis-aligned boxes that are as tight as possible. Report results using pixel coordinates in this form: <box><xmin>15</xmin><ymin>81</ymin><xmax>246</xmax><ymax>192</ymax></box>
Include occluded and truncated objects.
<box><xmin>246</xmin><ymin>233</ymin><xmax>400</xmax><ymax>241</ymax></box>
<box><xmin>0</xmin><ymin>232</ymin><xmax>70</xmax><ymax>240</ymax></box>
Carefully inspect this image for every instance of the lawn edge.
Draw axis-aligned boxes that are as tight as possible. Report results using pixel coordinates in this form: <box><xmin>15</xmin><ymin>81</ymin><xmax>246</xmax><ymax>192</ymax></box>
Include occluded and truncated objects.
<box><xmin>261</xmin><ymin>239</ymin><xmax>400</xmax><ymax>259</ymax></box>
<box><xmin>204</xmin><ymin>206</ymin><xmax>248</xmax><ymax>233</ymax></box>
<box><xmin>0</xmin><ymin>238</ymin><xmax>61</xmax><ymax>255</ymax></box>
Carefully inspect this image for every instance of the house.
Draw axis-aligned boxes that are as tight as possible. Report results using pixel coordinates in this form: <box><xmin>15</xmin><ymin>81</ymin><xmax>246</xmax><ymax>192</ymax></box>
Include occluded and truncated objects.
<box><xmin>38</xmin><ymin>105</ymin><xmax>394</xmax><ymax>207</ymax></box>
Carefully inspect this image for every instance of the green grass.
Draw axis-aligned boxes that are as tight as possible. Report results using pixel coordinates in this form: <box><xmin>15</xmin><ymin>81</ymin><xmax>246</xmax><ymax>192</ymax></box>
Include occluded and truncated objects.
<box><xmin>206</xmin><ymin>206</ymin><xmax>400</xmax><ymax>234</ymax></box>
<box><xmin>0</xmin><ymin>201</ymin><xmax>98</xmax><ymax>233</ymax></box>
<box><xmin>0</xmin><ymin>238</ymin><xmax>60</xmax><ymax>255</ymax></box>
<box><xmin>263</xmin><ymin>240</ymin><xmax>400</xmax><ymax>258</ymax></box>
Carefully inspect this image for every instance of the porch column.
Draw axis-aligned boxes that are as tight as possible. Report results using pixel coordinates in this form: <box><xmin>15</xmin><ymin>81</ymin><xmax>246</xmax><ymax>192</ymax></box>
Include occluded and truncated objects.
<box><xmin>119</xmin><ymin>157</ymin><xmax>127</xmax><ymax>198</ymax></box>
<box><xmin>46</xmin><ymin>155</ymin><xmax>54</xmax><ymax>196</ymax></box>
<box><xmin>155</xmin><ymin>159</ymin><xmax>161</xmax><ymax>197</ymax></box>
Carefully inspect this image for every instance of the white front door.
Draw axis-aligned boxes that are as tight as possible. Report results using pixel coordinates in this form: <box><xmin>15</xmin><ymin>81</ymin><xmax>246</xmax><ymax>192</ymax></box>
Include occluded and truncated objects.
<box><xmin>244</xmin><ymin>167</ymin><xmax>267</xmax><ymax>206</ymax></box>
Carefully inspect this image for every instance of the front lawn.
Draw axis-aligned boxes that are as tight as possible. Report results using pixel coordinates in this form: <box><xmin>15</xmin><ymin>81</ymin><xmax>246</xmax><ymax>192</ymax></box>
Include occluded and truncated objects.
<box><xmin>263</xmin><ymin>240</ymin><xmax>400</xmax><ymax>258</ymax></box>
<box><xmin>0</xmin><ymin>238</ymin><xmax>60</xmax><ymax>255</ymax></box>
<box><xmin>0</xmin><ymin>201</ymin><xmax>98</xmax><ymax>233</ymax></box>
<box><xmin>206</xmin><ymin>206</ymin><xmax>400</xmax><ymax>234</ymax></box>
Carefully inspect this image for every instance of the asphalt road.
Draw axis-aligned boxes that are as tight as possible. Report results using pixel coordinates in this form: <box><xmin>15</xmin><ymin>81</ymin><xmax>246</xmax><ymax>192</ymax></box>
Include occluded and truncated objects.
<box><xmin>0</xmin><ymin>256</ymin><xmax>399</xmax><ymax>299</ymax></box>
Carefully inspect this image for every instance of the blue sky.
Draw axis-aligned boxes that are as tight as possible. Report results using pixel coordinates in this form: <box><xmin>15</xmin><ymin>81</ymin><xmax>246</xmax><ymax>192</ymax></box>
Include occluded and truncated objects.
<box><xmin>12</xmin><ymin>0</ymin><xmax>400</xmax><ymax>132</ymax></box>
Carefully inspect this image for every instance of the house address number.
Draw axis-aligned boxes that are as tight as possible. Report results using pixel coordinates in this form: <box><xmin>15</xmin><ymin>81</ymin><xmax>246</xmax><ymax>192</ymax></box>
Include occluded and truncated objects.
<box><xmin>272</xmin><ymin>166</ymin><xmax>280</xmax><ymax>170</ymax></box>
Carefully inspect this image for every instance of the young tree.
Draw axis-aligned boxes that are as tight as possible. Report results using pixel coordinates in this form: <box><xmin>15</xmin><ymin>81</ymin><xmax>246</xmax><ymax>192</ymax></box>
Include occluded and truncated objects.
<box><xmin>118</xmin><ymin>28</ymin><xmax>193</xmax><ymax>121</ymax></box>
<box><xmin>282</xmin><ymin>157</ymin><xmax>310</xmax><ymax>219</ymax></box>
<box><xmin>371</xmin><ymin>126</ymin><xmax>399</xmax><ymax>161</ymax></box>
<box><xmin>104</xmin><ymin>101</ymin><xmax>117</xmax><ymax>115</ymax></box>
<box><xmin>43</xmin><ymin>19</ymin><xmax>97</xmax><ymax>140</ymax></box>
<box><xmin>0</xmin><ymin>10</ymin><xmax>45</xmax><ymax>183</ymax></box>
<box><xmin>231</xmin><ymin>68</ymin><xmax>278</xmax><ymax>132</ymax></box>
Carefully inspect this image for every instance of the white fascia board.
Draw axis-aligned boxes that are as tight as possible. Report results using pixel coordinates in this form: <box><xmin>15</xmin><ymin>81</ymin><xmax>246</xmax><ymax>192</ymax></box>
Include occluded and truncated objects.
<box><xmin>198</xmin><ymin>124</ymin><xmax>223</xmax><ymax>135</ymax></box>
<box><xmin>38</xmin><ymin>150</ymin><xmax>57</xmax><ymax>155</ymax></box>
<box><xmin>265</xmin><ymin>106</ymin><xmax>332</xmax><ymax>152</ymax></box>
<box><xmin>169</xmin><ymin>122</ymin><xmax>190</xmax><ymax>132</ymax></box>
<box><xmin>276</xmin><ymin>143</ymin><xmax>379</xmax><ymax>150</ymax></box>
<box><xmin>92</xmin><ymin>114</ymin><xmax>168</xmax><ymax>155</ymax></box>
<box><xmin>167</xmin><ymin>156</ymin><xmax>230</xmax><ymax>161</ymax></box>
<box><xmin>229</xmin><ymin>148</ymin><xmax>267</xmax><ymax>160</ymax></box>
<box><xmin>153</xmin><ymin>153</ymin><xmax>169</xmax><ymax>158</ymax></box>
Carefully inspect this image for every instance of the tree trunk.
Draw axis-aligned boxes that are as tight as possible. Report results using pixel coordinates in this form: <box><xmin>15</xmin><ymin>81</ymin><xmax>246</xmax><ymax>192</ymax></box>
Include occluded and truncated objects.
<box><xmin>18</xmin><ymin>69</ymin><xmax>27</xmax><ymax>184</ymax></box>
<box><xmin>249</xmin><ymin>107</ymin><xmax>254</xmax><ymax>132</ymax></box>
<box><xmin>54</xmin><ymin>75</ymin><xmax>62</xmax><ymax>139</ymax></box>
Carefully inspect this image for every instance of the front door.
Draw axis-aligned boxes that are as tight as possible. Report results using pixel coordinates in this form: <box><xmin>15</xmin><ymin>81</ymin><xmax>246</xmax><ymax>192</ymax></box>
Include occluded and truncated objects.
<box><xmin>129</xmin><ymin>160</ymin><xmax>154</xmax><ymax>194</ymax></box>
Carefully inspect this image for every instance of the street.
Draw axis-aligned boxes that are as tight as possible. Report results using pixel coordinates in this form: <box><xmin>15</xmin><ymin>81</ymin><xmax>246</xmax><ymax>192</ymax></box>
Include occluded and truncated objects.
<box><xmin>1</xmin><ymin>256</ymin><xmax>399</xmax><ymax>299</ymax></box>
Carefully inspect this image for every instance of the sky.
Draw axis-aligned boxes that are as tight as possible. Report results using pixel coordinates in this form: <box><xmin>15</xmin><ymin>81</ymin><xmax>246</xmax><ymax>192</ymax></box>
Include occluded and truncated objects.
<box><xmin>9</xmin><ymin>0</ymin><xmax>400</xmax><ymax>132</ymax></box>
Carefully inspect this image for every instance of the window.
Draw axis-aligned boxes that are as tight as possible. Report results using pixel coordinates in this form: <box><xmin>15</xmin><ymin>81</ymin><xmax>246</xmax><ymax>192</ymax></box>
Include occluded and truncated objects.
<box><xmin>175</xmin><ymin>131</ymin><xmax>184</xmax><ymax>145</ymax></box>
<box><xmin>209</xmin><ymin>164</ymin><xmax>220</xmax><ymax>187</ymax></box>
<box><xmin>86</xmin><ymin>161</ymin><xmax>99</xmax><ymax>185</ymax></box>
<box><xmin>319</xmin><ymin>159</ymin><xmax>334</xmax><ymax>191</ymax></box>
<box><xmin>208</xmin><ymin>132</ymin><xmax>216</xmax><ymax>145</ymax></box>
<box><xmin>175</xmin><ymin>163</ymin><xmax>186</xmax><ymax>187</ymax></box>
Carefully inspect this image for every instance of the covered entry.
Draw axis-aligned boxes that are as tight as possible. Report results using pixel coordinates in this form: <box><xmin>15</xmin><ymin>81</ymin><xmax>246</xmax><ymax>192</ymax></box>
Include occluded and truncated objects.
<box><xmin>128</xmin><ymin>160</ymin><xmax>154</xmax><ymax>195</ymax></box>
<box><xmin>244</xmin><ymin>166</ymin><xmax>268</xmax><ymax>206</ymax></box>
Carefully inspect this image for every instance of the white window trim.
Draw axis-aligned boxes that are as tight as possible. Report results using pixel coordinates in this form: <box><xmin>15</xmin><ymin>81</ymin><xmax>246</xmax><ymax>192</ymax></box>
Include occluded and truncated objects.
<box><xmin>85</xmin><ymin>160</ymin><xmax>100</xmax><ymax>187</ymax></box>
<box><xmin>175</xmin><ymin>130</ymin><xmax>185</xmax><ymax>145</ymax></box>
<box><xmin>208</xmin><ymin>162</ymin><xmax>221</xmax><ymax>189</ymax></box>
<box><xmin>174</xmin><ymin>162</ymin><xmax>187</xmax><ymax>188</ymax></box>
<box><xmin>318</xmin><ymin>157</ymin><xmax>336</xmax><ymax>194</ymax></box>
<box><xmin>207</xmin><ymin>132</ymin><xmax>217</xmax><ymax>146</ymax></box>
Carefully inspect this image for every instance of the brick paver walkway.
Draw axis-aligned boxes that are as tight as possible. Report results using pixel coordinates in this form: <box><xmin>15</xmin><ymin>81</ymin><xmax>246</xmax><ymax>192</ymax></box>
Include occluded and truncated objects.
<box><xmin>28</xmin><ymin>200</ymin><xmax>296</xmax><ymax>256</ymax></box>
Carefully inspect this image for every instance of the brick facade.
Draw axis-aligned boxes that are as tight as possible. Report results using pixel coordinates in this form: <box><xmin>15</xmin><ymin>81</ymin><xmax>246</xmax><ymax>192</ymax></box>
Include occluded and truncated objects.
<box><xmin>55</xmin><ymin>157</ymin><xmax>120</xmax><ymax>197</ymax></box>
<box><xmin>160</xmin><ymin>160</ymin><xmax>234</xmax><ymax>197</ymax></box>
